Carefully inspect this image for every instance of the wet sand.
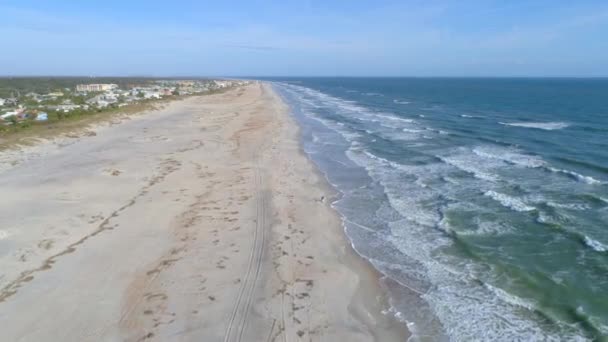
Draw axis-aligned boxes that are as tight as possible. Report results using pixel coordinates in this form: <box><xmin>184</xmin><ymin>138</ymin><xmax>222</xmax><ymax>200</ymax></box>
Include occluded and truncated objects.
<box><xmin>0</xmin><ymin>83</ymin><xmax>407</xmax><ymax>341</ymax></box>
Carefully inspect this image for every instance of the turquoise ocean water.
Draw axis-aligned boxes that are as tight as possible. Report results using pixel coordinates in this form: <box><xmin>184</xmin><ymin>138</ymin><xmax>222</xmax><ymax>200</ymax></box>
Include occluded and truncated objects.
<box><xmin>270</xmin><ymin>78</ymin><xmax>608</xmax><ymax>341</ymax></box>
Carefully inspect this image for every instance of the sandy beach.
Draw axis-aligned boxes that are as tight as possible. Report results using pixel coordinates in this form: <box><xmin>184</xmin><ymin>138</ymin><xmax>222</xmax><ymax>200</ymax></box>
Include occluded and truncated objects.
<box><xmin>0</xmin><ymin>83</ymin><xmax>406</xmax><ymax>341</ymax></box>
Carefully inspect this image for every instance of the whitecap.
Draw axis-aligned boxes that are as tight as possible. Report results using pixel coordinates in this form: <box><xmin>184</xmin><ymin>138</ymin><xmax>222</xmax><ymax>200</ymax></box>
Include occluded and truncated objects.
<box><xmin>484</xmin><ymin>283</ymin><xmax>537</xmax><ymax>311</ymax></box>
<box><xmin>548</xmin><ymin>167</ymin><xmax>604</xmax><ymax>185</ymax></box>
<box><xmin>362</xmin><ymin>150</ymin><xmax>404</xmax><ymax>170</ymax></box>
<box><xmin>375</xmin><ymin>113</ymin><xmax>415</xmax><ymax>123</ymax></box>
<box><xmin>546</xmin><ymin>201</ymin><xmax>590</xmax><ymax>211</ymax></box>
<box><xmin>499</xmin><ymin>121</ymin><xmax>569</xmax><ymax>130</ymax></box>
<box><xmin>584</xmin><ymin>236</ymin><xmax>608</xmax><ymax>252</ymax></box>
<box><xmin>393</xmin><ymin>99</ymin><xmax>411</xmax><ymax>105</ymax></box>
<box><xmin>472</xmin><ymin>146</ymin><xmax>546</xmax><ymax>168</ymax></box>
<box><xmin>440</xmin><ymin>154</ymin><xmax>500</xmax><ymax>182</ymax></box>
<box><xmin>402</xmin><ymin>128</ymin><xmax>426</xmax><ymax>133</ymax></box>
<box><xmin>484</xmin><ymin>191</ymin><xmax>536</xmax><ymax>212</ymax></box>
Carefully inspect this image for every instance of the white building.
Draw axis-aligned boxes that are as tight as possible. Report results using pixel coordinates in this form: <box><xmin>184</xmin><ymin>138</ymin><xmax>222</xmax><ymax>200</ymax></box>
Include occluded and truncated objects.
<box><xmin>143</xmin><ymin>91</ymin><xmax>162</xmax><ymax>99</ymax></box>
<box><xmin>86</xmin><ymin>94</ymin><xmax>118</xmax><ymax>107</ymax></box>
<box><xmin>76</xmin><ymin>84</ymin><xmax>118</xmax><ymax>92</ymax></box>
<box><xmin>1</xmin><ymin>111</ymin><xmax>19</xmax><ymax>119</ymax></box>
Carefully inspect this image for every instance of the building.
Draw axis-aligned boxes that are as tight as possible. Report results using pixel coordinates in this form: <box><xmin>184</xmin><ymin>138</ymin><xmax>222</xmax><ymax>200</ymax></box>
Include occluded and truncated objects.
<box><xmin>47</xmin><ymin>104</ymin><xmax>82</xmax><ymax>112</ymax></box>
<box><xmin>142</xmin><ymin>91</ymin><xmax>162</xmax><ymax>99</ymax></box>
<box><xmin>76</xmin><ymin>84</ymin><xmax>118</xmax><ymax>92</ymax></box>
<box><xmin>177</xmin><ymin>81</ymin><xmax>195</xmax><ymax>87</ymax></box>
<box><xmin>86</xmin><ymin>94</ymin><xmax>118</xmax><ymax>108</ymax></box>
<box><xmin>1</xmin><ymin>109</ymin><xmax>22</xmax><ymax>120</ymax></box>
<box><xmin>35</xmin><ymin>112</ymin><xmax>48</xmax><ymax>121</ymax></box>
<box><xmin>25</xmin><ymin>93</ymin><xmax>44</xmax><ymax>102</ymax></box>
<box><xmin>4</xmin><ymin>98</ymin><xmax>18</xmax><ymax>106</ymax></box>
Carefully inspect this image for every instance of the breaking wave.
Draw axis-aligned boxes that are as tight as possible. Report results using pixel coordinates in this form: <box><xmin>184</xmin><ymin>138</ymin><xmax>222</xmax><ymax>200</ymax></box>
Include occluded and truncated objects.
<box><xmin>499</xmin><ymin>121</ymin><xmax>570</xmax><ymax>130</ymax></box>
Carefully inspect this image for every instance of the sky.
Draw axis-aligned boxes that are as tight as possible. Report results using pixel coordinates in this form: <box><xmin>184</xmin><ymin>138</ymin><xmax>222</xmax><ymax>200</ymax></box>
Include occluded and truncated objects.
<box><xmin>0</xmin><ymin>0</ymin><xmax>607</xmax><ymax>77</ymax></box>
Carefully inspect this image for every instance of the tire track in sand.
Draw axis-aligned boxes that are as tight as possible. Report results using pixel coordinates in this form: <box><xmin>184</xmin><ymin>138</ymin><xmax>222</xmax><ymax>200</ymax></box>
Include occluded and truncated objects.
<box><xmin>223</xmin><ymin>160</ymin><xmax>267</xmax><ymax>342</ymax></box>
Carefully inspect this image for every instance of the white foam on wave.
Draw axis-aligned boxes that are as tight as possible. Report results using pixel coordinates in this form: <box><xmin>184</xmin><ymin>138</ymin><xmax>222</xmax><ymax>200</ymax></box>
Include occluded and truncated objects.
<box><xmin>362</xmin><ymin>150</ymin><xmax>404</xmax><ymax>170</ymax></box>
<box><xmin>381</xmin><ymin>130</ymin><xmax>423</xmax><ymax>142</ymax></box>
<box><xmin>470</xmin><ymin>145</ymin><xmax>603</xmax><ymax>185</ymax></box>
<box><xmin>443</xmin><ymin>209</ymin><xmax>516</xmax><ymax>236</ymax></box>
<box><xmin>499</xmin><ymin>121</ymin><xmax>569</xmax><ymax>130</ymax></box>
<box><xmin>484</xmin><ymin>191</ymin><xmax>536</xmax><ymax>212</ymax></box>
<box><xmin>577</xmin><ymin>307</ymin><xmax>608</xmax><ymax>337</ymax></box>
<box><xmin>484</xmin><ymin>283</ymin><xmax>539</xmax><ymax>311</ymax></box>
<box><xmin>295</xmin><ymin>84</ymin><xmax>422</xmax><ymax>137</ymax></box>
<box><xmin>349</xmin><ymin>148</ymin><xmax>443</xmax><ymax>228</ymax></box>
<box><xmin>387</xmin><ymin>226</ymin><xmax>589</xmax><ymax>342</ymax></box>
<box><xmin>547</xmin><ymin>201</ymin><xmax>590</xmax><ymax>211</ymax></box>
<box><xmin>393</xmin><ymin>99</ymin><xmax>411</xmax><ymax>105</ymax></box>
<box><xmin>472</xmin><ymin>146</ymin><xmax>546</xmax><ymax>168</ymax></box>
<box><xmin>402</xmin><ymin>128</ymin><xmax>426</xmax><ymax>133</ymax></box>
<box><xmin>303</xmin><ymin>111</ymin><xmax>363</xmax><ymax>143</ymax></box>
<box><xmin>374</xmin><ymin>113</ymin><xmax>415</xmax><ymax>123</ymax></box>
<box><xmin>548</xmin><ymin>167</ymin><xmax>604</xmax><ymax>185</ymax></box>
<box><xmin>440</xmin><ymin>154</ymin><xmax>500</xmax><ymax>182</ymax></box>
<box><xmin>363</xmin><ymin>113</ymin><xmax>427</xmax><ymax>135</ymax></box>
<box><xmin>470</xmin><ymin>146</ymin><xmax>606</xmax><ymax>186</ymax></box>
<box><xmin>584</xmin><ymin>236</ymin><xmax>608</xmax><ymax>252</ymax></box>
<box><xmin>475</xmin><ymin>220</ymin><xmax>514</xmax><ymax>236</ymax></box>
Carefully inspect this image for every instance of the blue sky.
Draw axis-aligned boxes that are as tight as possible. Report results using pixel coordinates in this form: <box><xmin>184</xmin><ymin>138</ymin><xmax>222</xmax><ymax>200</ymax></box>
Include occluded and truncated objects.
<box><xmin>1</xmin><ymin>0</ymin><xmax>607</xmax><ymax>76</ymax></box>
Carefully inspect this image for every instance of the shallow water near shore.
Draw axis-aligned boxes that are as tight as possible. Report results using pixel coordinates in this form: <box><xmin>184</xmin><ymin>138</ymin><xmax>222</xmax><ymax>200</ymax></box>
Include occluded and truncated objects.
<box><xmin>271</xmin><ymin>78</ymin><xmax>608</xmax><ymax>341</ymax></box>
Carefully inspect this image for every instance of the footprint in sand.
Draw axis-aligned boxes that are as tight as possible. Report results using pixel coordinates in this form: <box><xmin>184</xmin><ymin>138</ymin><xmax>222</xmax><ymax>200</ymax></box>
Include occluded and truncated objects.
<box><xmin>103</xmin><ymin>168</ymin><xmax>122</xmax><ymax>176</ymax></box>
<box><xmin>37</xmin><ymin>239</ymin><xmax>55</xmax><ymax>250</ymax></box>
<box><xmin>129</xmin><ymin>135</ymin><xmax>170</xmax><ymax>143</ymax></box>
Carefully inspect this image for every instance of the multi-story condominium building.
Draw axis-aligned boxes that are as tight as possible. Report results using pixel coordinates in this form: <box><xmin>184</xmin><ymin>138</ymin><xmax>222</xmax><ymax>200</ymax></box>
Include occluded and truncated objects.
<box><xmin>76</xmin><ymin>84</ymin><xmax>118</xmax><ymax>92</ymax></box>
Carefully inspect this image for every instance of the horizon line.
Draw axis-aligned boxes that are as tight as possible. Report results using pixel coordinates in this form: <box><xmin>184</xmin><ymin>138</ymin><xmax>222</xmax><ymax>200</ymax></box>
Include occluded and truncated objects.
<box><xmin>1</xmin><ymin>75</ymin><xmax>608</xmax><ymax>79</ymax></box>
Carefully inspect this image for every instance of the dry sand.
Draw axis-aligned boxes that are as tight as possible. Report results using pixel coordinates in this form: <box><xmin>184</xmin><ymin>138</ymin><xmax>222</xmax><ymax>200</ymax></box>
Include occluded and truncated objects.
<box><xmin>0</xmin><ymin>83</ymin><xmax>407</xmax><ymax>341</ymax></box>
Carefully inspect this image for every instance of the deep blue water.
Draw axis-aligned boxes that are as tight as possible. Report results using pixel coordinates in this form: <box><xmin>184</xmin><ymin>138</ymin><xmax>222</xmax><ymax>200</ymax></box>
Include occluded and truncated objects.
<box><xmin>270</xmin><ymin>78</ymin><xmax>608</xmax><ymax>341</ymax></box>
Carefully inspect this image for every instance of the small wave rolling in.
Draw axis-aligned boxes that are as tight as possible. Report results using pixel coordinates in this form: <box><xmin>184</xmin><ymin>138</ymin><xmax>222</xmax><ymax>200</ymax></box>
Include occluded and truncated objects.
<box><xmin>269</xmin><ymin>77</ymin><xmax>608</xmax><ymax>341</ymax></box>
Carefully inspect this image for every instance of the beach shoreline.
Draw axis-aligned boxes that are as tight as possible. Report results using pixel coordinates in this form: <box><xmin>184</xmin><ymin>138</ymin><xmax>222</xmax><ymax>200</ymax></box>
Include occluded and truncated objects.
<box><xmin>269</xmin><ymin>84</ymin><xmax>410</xmax><ymax>341</ymax></box>
<box><xmin>0</xmin><ymin>82</ymin><xmax>408</xmax><ymax>341</ymax></box>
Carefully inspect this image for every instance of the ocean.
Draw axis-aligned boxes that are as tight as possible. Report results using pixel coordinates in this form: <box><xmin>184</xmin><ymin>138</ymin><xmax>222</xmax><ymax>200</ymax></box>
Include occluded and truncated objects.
<box><xmin>270</xmin><ymin>78</ymin><xmax>608</xmax><ymax>341</ymax></box>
